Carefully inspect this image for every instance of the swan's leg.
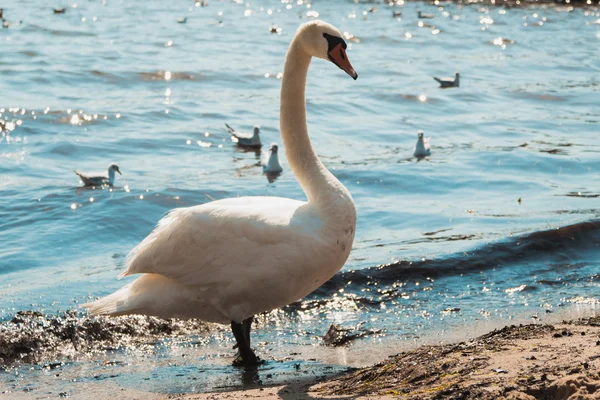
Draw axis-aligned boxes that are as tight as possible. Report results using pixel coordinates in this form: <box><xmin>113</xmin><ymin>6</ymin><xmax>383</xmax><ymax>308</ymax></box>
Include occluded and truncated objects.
<box><xmin>231</xmin><ymin>320</ymin><xmax>259</xmax><ymax>370</ymax></box>
<box><xmin>242</xmin><ymin>316</ymin><xmax>253</xmax><ymax>347</ymax></box>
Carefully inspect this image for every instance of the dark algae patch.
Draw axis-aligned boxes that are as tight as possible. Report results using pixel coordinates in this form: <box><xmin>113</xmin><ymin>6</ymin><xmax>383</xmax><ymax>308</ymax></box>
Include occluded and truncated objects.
<box><xmin>0</xmin><ymin>310</ymin><xmax>210</xmax><ymax>367</ymax></box>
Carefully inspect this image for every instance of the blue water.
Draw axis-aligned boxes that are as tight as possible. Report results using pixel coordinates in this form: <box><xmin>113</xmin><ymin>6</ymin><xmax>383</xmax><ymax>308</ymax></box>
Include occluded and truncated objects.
<box><xmin>1</xmin><ymin>0</ymin><xmax>600</xmax><ymax>395</ymax></box>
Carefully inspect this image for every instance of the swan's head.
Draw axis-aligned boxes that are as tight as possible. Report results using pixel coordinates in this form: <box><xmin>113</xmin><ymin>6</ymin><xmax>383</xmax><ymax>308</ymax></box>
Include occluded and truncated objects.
<box><xmin>269</xmin><ymin>143</ymin><xmax>279</xmax><ymax>154</ymax></box>
<box><xmin>298</xmin><ymin>20</ymin><xmax>357</xmax><ymax>80</ymax></box>
<box><xmin>108</xmin><ymin>164</ymin><xmax>122</xmax><ymax>175</ymax></box>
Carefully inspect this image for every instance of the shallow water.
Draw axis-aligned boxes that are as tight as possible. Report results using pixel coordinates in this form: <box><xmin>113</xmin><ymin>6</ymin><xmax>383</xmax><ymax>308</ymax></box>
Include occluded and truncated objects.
<box><xmin>1</xmin><ymin>0</ymin><xmax>600</xmax><ymax>395</ymax></box>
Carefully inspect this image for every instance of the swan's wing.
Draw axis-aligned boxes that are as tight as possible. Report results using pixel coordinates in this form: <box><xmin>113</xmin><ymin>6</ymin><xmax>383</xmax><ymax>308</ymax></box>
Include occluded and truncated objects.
<box><xmin>121</xmin><ymin>197</ymin><xmax>313</xmax><ymax>286</ymax></box>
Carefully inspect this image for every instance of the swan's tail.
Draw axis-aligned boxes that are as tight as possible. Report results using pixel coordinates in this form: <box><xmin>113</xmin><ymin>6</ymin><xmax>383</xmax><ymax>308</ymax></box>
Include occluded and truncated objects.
<box><xmin>82</xmin><ymin>274</ymin><xmax>189</xmax><ymax>318</ymax></box>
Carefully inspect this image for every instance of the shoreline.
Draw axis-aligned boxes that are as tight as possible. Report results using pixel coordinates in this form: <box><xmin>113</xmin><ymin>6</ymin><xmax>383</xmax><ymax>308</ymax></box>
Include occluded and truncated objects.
<box><xmin>171</xmin><ymin>316</ymin><xmax>600</xmax><ymax>400</ymax></box>
<box><xmin>2</xmin><ymin>310</ymin><xmax>599</xmax><ymax>399</ymax></box>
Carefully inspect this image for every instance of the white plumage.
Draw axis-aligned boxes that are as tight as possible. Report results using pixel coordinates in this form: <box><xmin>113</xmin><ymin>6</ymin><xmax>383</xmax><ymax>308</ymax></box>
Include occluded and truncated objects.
<box><xmin>84</xmin><ymin>20</ymin><xmax>358</xmax><ymax>370</ymax></box>
<box><xmin>74</xmin><ymin>164</ymin><xmax>121</xmax><ymax>186</ymax></box>
<box><xmin>414</xmin><ymin>130</ymin><xmax>431</xmax><ymax>158</ymax></box>
<box><xmin>91</xmin><ymin>196</ymin><xmax>353</xmax><ymax>324</ymax></box>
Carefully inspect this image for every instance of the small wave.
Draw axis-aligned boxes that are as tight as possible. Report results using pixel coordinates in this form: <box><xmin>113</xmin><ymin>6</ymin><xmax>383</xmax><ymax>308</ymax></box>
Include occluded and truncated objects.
<box><xmin>23</xmin><ymin>24</ymin><xmax>97</xmax><ymax>37</ymax></box>
<box><xmin>316</xmin><ymin>219</ymin><xmax>600</xmax><ymax>296</ymax></box>
<box><xmin>137</xmin><ymin>71</ymin><xmax>203</xmax><ymax>82</ymax></box>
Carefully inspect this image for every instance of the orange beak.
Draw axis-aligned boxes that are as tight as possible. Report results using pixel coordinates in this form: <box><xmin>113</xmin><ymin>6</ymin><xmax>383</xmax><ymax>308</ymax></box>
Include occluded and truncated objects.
<box><xmin>328</xmin><ymin>44</ymin><xmax>358</xmax><ymax>80</ymax></box>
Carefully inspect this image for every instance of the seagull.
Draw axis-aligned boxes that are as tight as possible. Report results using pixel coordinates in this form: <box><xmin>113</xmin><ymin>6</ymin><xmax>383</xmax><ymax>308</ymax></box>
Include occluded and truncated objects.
<box><xmin>53</xmin><ymin>8</ymin><xmax>66</xmax><ymax>14</ymax></box>
<box><xmin>0</xmin><ymin>8</ymin><xmax>4</xmax><ymax>19</ymax></box>
<box><xmin>434</xmin><ymin>72</ymin><xmax>460</xmax><ymax>88</ymax></box>
<box><xmin>393</xmin><ymin>11</ymin><xmax>402</xmax><ymax>18</ymax></box>
<box><xmin>74</xmin><ymin>164</ymin><xmax>122</xmax><ymax>186</ymax></box>
<box><xmin>418</xmin><ymin>11</ymin><xmax>435</xmax><ymax>19</ymax></box>
<box><xmin>176</xmin><ymin>17</ymin><xmax>187</xmax><ymax>24</ymax></box>
<box><xmin>414</xmin><ymin>131</ymin><xmax>431</xmax><ymax>158</ymax></box>
<box><xmin>225</xmin><ymin>123</ymin><xmax>262</xmax><ymax>148</ymax></box>
<box><xmin>263</xmin><ymin>143</ymin><xmax>283</xmax><ymax>174</ymax></box>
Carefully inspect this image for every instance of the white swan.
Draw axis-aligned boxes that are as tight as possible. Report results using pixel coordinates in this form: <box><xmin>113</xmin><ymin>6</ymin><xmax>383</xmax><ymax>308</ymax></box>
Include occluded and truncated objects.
<box><xmin>263</xmin><ymin>143</ymin><xmax>283</xmax><ymax>174</ymax></box>
<box><xmin>84</xmin><ymin>20</ymin><xmax>358</xmax><ymax>370</ymax></box>
<box><xmin>414</xmin><ymin>131</ymin><xmax>431</xmax><ymax>158</ymax></box>
<box><xmin>74</xmin><ymin>164</ymin><xmax>121</xmax><ymax>186</ymax></box>
<box><xmin>225</xmin><ymin>123</ymin><xmax>262</xmax><ymax>148</ymax></box>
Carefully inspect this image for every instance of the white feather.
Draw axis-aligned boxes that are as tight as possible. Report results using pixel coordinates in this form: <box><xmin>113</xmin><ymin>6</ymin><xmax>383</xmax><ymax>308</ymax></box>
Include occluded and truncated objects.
<box><xmin>83</xmin><ymin>20</ymin><xmax>357</xmax><ymax>326</ymax></box>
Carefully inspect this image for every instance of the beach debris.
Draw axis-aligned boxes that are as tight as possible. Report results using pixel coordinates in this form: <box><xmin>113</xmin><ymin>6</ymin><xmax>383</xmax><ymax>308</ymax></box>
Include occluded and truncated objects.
<box><xmin>518</xmin><ymin>197</ymin><xmax>522</xmax><ymax>204</ymax></box>
<box><xmin>552</xmin><ymin>329</ymin><xmax>573</xmax><ymax>338</ymax></box>
<box><xmin>493</xmin><ymin>368</ymin><xmax>509</xmax><ymax>374</ymax></box>
<box><xmin>322</xmin><ymin>323</ymin><xmax>382</xmax><ymax>347</ymax></box>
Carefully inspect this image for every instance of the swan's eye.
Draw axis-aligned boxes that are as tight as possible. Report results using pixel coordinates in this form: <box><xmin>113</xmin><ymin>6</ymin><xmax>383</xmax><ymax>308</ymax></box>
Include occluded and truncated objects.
<box><xmin>323</xmin><ymin>33</ymin><xmax>347</xmax><ymax>52</ymax></box>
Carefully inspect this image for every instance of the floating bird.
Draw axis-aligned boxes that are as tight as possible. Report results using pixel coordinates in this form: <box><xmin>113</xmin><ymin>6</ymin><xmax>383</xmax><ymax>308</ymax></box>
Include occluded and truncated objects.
<box><xmin>0</xmin><ymin>8</ymin><xmax>4</xmax><ymax>19</ymax></box>
<box><xmin>53</xmin><ymin>8</ymin><xmax>66</xmax><ymax>14</ymax></box>
<box><xmin>176</xmin><ymin>17</ymin><xmax>187</xmax><ymax>24</ymax></box>
<box><xmin>226</xmin><ymin>123</ymin><xmax>262</xmax><ymax>148</ymax></box>
<box><xmin>74</xmin><ymin>164</ymin><xmax>122</xmax><ymax>186</ymax></box>
<box><xmin>418</xmin><ymin>11</ymin><xmax>435</xmax><ymax>19</ymax></box>
<box><xmin>84</xmin><ymin>20</ymin><xmax>358</xmax><ymax>371</ymax></box>
<box><xmin>263</xmin><ymin>143</ymin><xmax>283</xmax><ymax>174</ymax></box>
<box><xmin>270</xmin><ymin>24</ymin><xmax>281</xmax><ymax>34</ymax></box>
<box><xmin>414</xmin><ymin>131</ymin><xmax>431</xmax><ymax>158</ymax></box>
<box><xmin>393</xmin><ymin>11</ymin><xmax>402</xmax><ymax>18</ymax></box>
<box><xmin>434</xmin><ymin>72</ymin><xmax>460</xmax><ymax>88</ymax></box>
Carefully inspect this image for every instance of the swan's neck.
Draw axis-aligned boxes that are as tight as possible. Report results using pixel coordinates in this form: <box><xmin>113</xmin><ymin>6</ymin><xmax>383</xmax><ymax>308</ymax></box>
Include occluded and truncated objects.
<box><xmin>280</xmin><ymin>40</ymin><xmax>350</xmax><ymax>206</ymax></box>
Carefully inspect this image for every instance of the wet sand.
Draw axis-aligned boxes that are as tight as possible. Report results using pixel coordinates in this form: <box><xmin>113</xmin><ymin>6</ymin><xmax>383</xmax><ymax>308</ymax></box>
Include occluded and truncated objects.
<box><xmin>3</xmin><ymin>313</ymin><xmax>600</xmax><ymax>399</ymax></box>
<box><xmin>169</xmin><ymin>317</ymin><xmax>600</xmax><ymax>400</ymax></box>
